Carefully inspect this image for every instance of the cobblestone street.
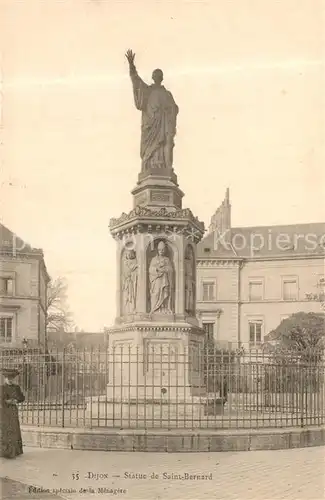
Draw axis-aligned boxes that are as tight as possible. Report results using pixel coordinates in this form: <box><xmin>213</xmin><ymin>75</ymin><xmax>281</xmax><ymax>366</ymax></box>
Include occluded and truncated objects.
<box><xmin>0</xmin><ymin>446</ymin><xmax>324</xmax><ymax>499</ymax></box>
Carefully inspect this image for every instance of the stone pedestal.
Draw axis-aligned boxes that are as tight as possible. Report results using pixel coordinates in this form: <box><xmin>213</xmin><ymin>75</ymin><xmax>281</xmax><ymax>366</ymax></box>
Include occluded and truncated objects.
<box><xmin>131</xmin><ymin>173</ymin><xmax>184</xmax><ymax>211</ymax></box>
<box><xmin>102</xmin><ymin>158</ymin><xmax>206</xmax><ymax>411</ymax></box>
<box><xmin>106</xmin><ymin>321</ymin><xmax>205</xmax><ymax>402</ymax></box>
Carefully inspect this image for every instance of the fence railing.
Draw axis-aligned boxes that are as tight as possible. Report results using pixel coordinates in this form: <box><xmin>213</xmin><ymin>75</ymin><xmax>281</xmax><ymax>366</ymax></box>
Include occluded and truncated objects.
<box><xmin>1</xmin><ymin>345</ymin><xmax>324</xmax><ymax>430</ymax></box>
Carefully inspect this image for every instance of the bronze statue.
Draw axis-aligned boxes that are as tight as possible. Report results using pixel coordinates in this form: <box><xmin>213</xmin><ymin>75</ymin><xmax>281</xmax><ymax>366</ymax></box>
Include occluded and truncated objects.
<box><xmin>125</xmin><ymin>49</ymin><xmax>179</xmax><ymax>172</ymax></box>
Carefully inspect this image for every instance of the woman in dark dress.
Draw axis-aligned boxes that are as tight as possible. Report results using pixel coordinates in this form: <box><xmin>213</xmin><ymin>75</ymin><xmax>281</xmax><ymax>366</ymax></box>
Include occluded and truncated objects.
<box><xmin>0</xmin><ymin>368</ymin><xmax>25</xmax><ymax>458</ymax></box>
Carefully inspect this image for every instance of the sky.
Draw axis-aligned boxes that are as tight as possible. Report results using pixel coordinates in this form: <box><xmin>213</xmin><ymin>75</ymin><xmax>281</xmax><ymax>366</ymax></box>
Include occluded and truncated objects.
<box><xmin>1</xmin><ymin>0</ymin><xmax>325</xmax><ymax>331</ymax></box>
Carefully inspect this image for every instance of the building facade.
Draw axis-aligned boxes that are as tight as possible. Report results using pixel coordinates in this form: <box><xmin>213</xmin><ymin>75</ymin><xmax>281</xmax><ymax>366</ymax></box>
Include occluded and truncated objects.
<box><xmin>196</xmin><ymin>191</ymin><xmax>325</xmax><ymax>348</ymax></box>
<box><xmin>0</xmin><ymin>224</ymin><xmax>50</xmax><ymax>349</ymax></box>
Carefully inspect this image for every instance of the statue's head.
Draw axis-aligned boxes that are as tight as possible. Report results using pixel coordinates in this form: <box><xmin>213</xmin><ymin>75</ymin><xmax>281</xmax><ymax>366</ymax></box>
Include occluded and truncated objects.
<box><xmin>125</xmin><ymin>249</ymin><xmax>136</xmax><ymax>260</ymax></box>
<box><xmin>152</xmin><ymin>68</ymin><xmax>163</xmax><ymax>84</ymax></box>
<box><xmin>157</xmin><ymin>241</ymin><xmax>166</xmax><ymax>256</ymax></box>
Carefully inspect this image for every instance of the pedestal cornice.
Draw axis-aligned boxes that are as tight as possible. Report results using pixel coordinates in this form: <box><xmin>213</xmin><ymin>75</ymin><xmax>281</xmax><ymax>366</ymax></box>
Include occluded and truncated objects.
<box><xmin>106</xmin><ymin>321</ymin><xmax>204</xmax><ymax>336</ymax></box>
<box><xmin>109</xmin><ymin>206</ymin><xmax>205</xmax><ymax>242</ymax></box>
<box><xmin>114</xmin><ymin>312</ymin><xmax>200</xmax><ymax>327</ymax></box>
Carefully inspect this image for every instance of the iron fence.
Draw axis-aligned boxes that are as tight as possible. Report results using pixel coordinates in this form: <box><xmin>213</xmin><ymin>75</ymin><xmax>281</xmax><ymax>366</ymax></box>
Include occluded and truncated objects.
<box><xmin>0</xmin><ymin>345</ymin><xmax>324</xmax><ymax>430</ymax></box>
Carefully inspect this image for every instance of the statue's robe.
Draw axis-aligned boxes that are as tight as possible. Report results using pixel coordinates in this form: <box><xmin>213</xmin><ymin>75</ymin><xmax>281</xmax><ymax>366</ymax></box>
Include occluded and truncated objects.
<box><xmin>129</xmin><ymin>68</ymin><xmax>179</xmax><ymax>170</ymax></box>
<box><xmin>185</xmin><ymin>257</ymin><xmax>195</xmax><ymax>313</ymax></box>
<box><xmin>149</xmin><ymin>255</ymin><xmax>173</xmax><ymax>313</ymax></box>
<box><xmin>122</xmin><ymin>256</ymin><xmax>138</xmax><ymax>314</ymax></box>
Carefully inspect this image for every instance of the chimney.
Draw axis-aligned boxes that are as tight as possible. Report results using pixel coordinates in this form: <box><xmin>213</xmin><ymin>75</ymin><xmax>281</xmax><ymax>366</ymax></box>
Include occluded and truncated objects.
<box><xmin>224</xmin><ymin>188</ymin><xmax>231</xmax><ymax>234</ymax></box>
<box><xmin>208</xmin><ymin>188</ymin><xmax>231</xmax><ymax>242</ymax></box>
<box><xmin>208</xmin><ymin>208</ymin><xmax>218</xmax><ymax>233</ymax></box>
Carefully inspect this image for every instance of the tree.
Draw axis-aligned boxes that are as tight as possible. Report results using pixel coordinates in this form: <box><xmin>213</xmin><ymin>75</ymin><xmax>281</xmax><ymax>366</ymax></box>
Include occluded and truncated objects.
<box><xmin>46</xmin><ymin>277</ymin><xmax>73</xmax><ymax>333</ymax></box>
<box><xmin>264</xmin><ymin>312</ymin><xmax>325</xmax><ymax>394</ymax></box>
<box><xmin>305</xmin><ymin>276</ymin><xmax>325</xmax><ymax>311</ymax></box>
<box><xmin>266</xmin><ymin>312</ymin><xmax>325</xmax><ymax>355</ymax></box>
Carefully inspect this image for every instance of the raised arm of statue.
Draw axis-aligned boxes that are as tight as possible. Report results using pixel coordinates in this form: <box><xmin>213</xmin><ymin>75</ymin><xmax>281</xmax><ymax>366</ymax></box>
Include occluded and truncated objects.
<box><xmin>125</xmin><ymin>49</ymin><xmax>136</xmax><ymax>75</ymax></box>
<box><xmin>125</xmin><ymin>49</ymin><xmax>149</xmax><ymax>111</ymax></box>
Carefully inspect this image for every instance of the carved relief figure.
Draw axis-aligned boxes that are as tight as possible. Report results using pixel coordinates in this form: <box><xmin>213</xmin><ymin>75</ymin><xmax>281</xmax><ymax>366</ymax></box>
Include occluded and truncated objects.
<box><xmin>185</xmin><ymin>245</ymin><xmax>195</xmax><ymax>314</ymax></box>
<box><xmin>125</xmin><ymin>49</ymin><xmax>179</xmax><ymax>172</ymax></box>
<box><xmin>122</xmin><ymin>249</ymin><xmax>138</xmax><ymax>314</ymax></box>
<box><xmin>149</xmin><ymin>241</ymin><xmax>174</xmax><ymax>314</ymax></box>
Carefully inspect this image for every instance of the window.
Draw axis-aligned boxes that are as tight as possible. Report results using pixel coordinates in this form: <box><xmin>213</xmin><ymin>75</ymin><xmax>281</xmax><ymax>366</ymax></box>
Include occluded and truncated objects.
<box><xmin>0</xmin><ymin>278</ymin><xmax>13</xmax><ymax>295</ymax></box>
<box><xmin>202</xmin><ymin>281</ymin><xmax>216</xmax><ymax>301</ymax></box>
<box><xmin>248</xmin><ymin>281</ymin><xmax>263</xmax><ymax>301</ymax></box>
<box><xmin>0</xmin><ymin>317</ymin><xmax>13</xmax><ymax>342</ymax></box>
<box><xmin>249</xmin><ymin>321</ymin><xmax>263</xmax><ymax>346</ymax></box>
<box><xmin>283</xmin><ymin>279</ymin><xmax>298</xmax><ymax>301</ymax></box>
<box><xmin>203</xmin><ymin>322</ymin><xmax>214</xmax><ymax>340</ymax></box>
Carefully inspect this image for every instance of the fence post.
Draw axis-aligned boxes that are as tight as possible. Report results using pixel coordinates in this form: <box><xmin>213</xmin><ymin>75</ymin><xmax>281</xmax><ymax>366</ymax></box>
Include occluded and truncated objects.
<box><xmin>61</xmin><ymin>349</ymin><xmax>65</xmax><ymax>428</ymax></box>
<box><xmin>256</xmin><ymin>364</ymin><xmax>260</xmax><ymax>413</ymax></box>
<box><xmin>300</xmin><ymin>361</ymin><xmax>304</xmax><ymax>428</ymax></box>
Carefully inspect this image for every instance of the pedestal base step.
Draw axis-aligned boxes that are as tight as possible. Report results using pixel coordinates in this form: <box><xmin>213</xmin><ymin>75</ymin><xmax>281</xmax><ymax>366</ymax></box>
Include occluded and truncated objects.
<box><xmin>85</xmin><ymin>397</ymin><xmax>228</xmax><ymax>421</ymax></box>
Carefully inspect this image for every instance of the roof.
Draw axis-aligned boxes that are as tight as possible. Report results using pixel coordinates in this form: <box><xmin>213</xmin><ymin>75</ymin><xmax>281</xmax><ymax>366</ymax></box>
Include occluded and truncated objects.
<box><xmin>75</xmin><ymin>332</ymin><xmax>107</xmax><ymax>348</ymax></box>
<box><xmin>0</xmin><ymin>223</ymin><xmax>34</xmax><ymax>253</ymax></box>
<box><xmin>0</xmin><ymin>223</ymin><xmax>45</xmax><ymax>255</ymax></box>
<box><xmin>47</xmin><ymin>331</ymin><xmax>107</xmax><ymax>350</ymax></box>
<box><xmin>197</xmin><ymin>222</ymin><xmax>325</xmax><ymax>260</ymax></box>
<box><xmin>0</xmin><ymin>223</ymin><xmax>50</xmax><ymax>281</ymax></box>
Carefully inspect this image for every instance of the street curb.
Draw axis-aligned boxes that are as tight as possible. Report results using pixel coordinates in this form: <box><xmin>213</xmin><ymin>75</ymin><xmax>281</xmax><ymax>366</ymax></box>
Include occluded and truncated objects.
<box><xmin>21</xmin><ymin>425</ymin><xmax>325</xmax><ymax>452</ymax></box>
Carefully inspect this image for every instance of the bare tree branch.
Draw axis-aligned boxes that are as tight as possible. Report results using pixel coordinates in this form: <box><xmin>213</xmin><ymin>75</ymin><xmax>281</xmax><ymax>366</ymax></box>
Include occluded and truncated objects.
<box><xmin>46</xmin><ymin>277</ymin><xmax>73</xmax><ymax>332</ymax></box>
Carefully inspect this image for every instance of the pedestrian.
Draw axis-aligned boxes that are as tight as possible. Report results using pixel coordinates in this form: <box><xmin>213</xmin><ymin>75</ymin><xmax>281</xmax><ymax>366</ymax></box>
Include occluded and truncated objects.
<box><xmin>0</xmin><ymin>368</ymin><xmax>25</xmax><ymax>458</ymax></box>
